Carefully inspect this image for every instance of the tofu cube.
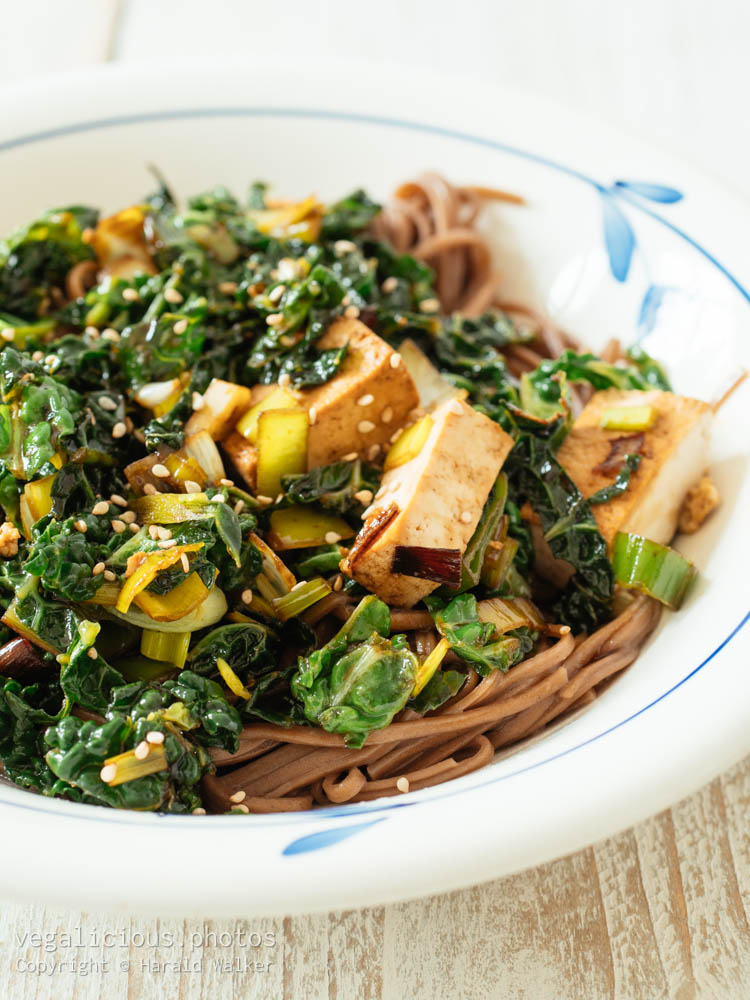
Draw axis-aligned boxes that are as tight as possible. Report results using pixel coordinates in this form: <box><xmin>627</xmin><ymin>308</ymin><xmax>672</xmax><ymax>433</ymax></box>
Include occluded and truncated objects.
<box><xmin>222</xmin><ymin>431</ymin><xmax>258</xmax><ymax>491</ymax></box>
<box><xmin>342</xmin><ymin>398</ymin><xmax>514</xmax><ymax>607</ymax></box>
<box><xmin>556</xmin><ymin>388</ymin><xmax>712</xmax><ymax>546</ymax></box>
<box><xmin>184</xmin><ymin>379</ymin><xmax>254</xmax><ymax>441</ymax></box>
<box><xmin>301</xmin><ymin>318</ymin><xmax>420</xmax><ymax>467</ymax></box>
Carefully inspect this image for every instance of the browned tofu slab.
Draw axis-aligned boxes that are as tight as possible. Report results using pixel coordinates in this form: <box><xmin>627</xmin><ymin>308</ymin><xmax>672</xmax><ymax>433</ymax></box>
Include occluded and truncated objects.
<box><xmin>301</xmin><ymin>318</ymin><xmax>420</xmax><ymax>467</ymax></box>
<box><xmin>342</xmin><ymin>398</ymin><xmax>514</xmax><ymax>607</ymax></box>
<box><xmin>556</xmin><ymin>388</ymin><xmax>712</xmax><ymax>546</ymax></box>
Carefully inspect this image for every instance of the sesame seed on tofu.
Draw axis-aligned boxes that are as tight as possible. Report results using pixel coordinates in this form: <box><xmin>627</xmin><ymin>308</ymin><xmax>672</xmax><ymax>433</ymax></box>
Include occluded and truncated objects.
<box><xmin>556</xmin><ymin>388</ymin><xmax>713</xmax><ymax>547</ymax></box>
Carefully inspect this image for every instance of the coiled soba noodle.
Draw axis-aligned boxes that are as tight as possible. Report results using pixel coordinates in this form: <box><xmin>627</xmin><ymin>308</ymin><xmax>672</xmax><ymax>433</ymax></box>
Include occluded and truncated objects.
<box><xmin>201</xmin><ymin>174</ymin><xmax>662</xmax><ymax>814</ymax></box>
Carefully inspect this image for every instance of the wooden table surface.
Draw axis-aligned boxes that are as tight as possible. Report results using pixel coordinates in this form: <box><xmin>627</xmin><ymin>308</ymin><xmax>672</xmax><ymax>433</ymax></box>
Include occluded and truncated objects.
<box><xmin>1</xmin><ymin>3</ymin><xmax>749</xmax><ymax>997</ymax></box>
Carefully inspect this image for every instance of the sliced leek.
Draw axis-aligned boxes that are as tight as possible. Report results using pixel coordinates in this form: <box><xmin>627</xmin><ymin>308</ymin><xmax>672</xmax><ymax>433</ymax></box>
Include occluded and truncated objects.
<box><xmin>412</xmin><ymin>637</ymin><xmax>450</xmax><ymax>697</ymax></box>
<box><xmin>133</xmin><ymin>572</ymin><xmax>209</xmax><ymax>623</ymax></box>
<box><xmin>272</xmin><ymin>577</ymin><xmax>332</xmax><ymax>621</ymax></box>
<box><xmin>256</xmin><ymin>408</ymin><xmax>309</xmax><ymax>498</ymax></box>
<box><xmin>600</xmin><ymin>405</ymin><xmax>658</xmax><ymax>431</ymax></box>
<box><xmin>115</xmin><ymin>543</ymin><xmax>203</xmax><ymax>613</ymax></box>
<box><xmin>110</xmin><ymin>585</ymin><xmax>227</xmax><ymax>633</ymax></box>
<box><xmin>384</xmin><ymin>414</ymin><xmax>433</xmax><ymax>471</ymax></box>
<box><xmin>477</xmin><ymin>596</ymin><xmax>545</xmax><ymax>634</ymax></box>
<box><xmin>101</xmin><ymin>744</ymin><xmax>168</xmax><ymax>786</ymax></box>
<box><xmin>141</xmin><ymin>629</ymin><xmax>191</xmax><ymax>668</ymax></box>
<box><xmin>611</xmin><ymin>532</ymin><xmax>696</xmax><ymax>609</ymax></box>
<box><xmin>268</xmin><ymin>506</ymin><xmax>354</xmax><ymax>550</ymax></box>
<box><xmin>236</xmin><ymin>386</ymin><xmax>299</xmax><ymax>444</ymax></box>
<box><xmin>216</xmin><ymin>657</ymin><xmax>252</xmax><ymax>700</ymax></box>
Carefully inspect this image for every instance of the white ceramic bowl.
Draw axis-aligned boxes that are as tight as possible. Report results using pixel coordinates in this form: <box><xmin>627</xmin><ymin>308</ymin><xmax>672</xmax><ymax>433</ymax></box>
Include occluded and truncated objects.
<box><xmin>0</xmin><ymin>61</ymin><xmax>748</xmax><ymax>916</ymax></box>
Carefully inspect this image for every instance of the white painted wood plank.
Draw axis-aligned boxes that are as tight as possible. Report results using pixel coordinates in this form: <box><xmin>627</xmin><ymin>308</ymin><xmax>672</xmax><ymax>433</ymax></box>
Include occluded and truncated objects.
<box><xmin>0</xmin><ymin>0</ymin><xmax>119</xmax><ymax>84</ymax></box>
<box><xmin>671</xmin><ymin>779</ymin><xmax>750</xmax><ymax>998</ymax></box>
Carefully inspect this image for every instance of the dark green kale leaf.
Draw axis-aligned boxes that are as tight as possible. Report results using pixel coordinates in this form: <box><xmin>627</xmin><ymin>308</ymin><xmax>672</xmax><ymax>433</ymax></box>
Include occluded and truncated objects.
<box><xmin>409</xmin><ymin>669</ymin><xmax>467</xmax><ymax>714</ymax></box>
<box><xmin>291</xmin><ymin>595</ymin><xmax>417</xmax><ymax>748</ymax></box>
<box><xmin>282</xmin><ymin>458</ymin><xmax>380</xmax><ymax>517</ymax></box>
<box><xmin>0</xmin><ymin>208</ymin><xmax>96</xmax><ymax>320</ymax></box>
<box><xmin>588</xmin><ymin>453</ymin><xmax>641</xmax><ymax>505</ymax></box>
<box><xmin>321</xmin><ymin>190</ymin><xmax>381</xmax><ymax>240</ymax></box>
<box><xmin>118</xmin><ymin>312</ymin><xmax>206</xmax><ymax>391</ymax></box>
<box><xmin>59</xmin><ymin>621</ymin><xmax>124</xmax><ymax>713</ymax></box>
<box><xmin>425</xmin><ymin>593</ymin><xmax>527</xmax><ymax>675</ymax></box>
<box><xmin>24</xmin><ymin>511</ymin><xmax>115</xmax><ymax>602</ymax></box>
<box><xmin>188</xmin><ymin>622</ymin><xmax>278</xmax><ymax>682</ymax></box>
<box><xmin>626</xmin><ymin>344</ymin><xmax>672</xmax><ymax>391</ymax></box>
<box><xmin>0</xmin><ymin>675</ymin><xmax>71</xmax><ymax>795</ymax></box>
<box><xmin>505</xmin><ymin>434</ymin><xmax>614</xmax><ymax>631</ymax></box>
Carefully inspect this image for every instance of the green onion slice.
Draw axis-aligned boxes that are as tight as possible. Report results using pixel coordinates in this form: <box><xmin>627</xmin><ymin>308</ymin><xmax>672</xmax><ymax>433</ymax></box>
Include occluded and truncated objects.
<box><xmin>611</xmin><ymin>532</ymin><xmax>696</xmax><ymax>609</ymax></box>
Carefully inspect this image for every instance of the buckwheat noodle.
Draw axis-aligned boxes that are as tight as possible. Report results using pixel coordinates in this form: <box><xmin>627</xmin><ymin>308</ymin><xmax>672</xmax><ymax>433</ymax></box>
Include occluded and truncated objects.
<box><xmin>201</xmin><ymin>174</ymin><xmax>663</xmax><ymax>814</ymax></box>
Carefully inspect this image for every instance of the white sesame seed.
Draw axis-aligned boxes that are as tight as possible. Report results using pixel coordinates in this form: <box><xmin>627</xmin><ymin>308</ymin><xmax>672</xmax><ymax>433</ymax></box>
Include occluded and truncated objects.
<box><xmin>84</xmin><ymin>325</ymin><xmax>99</xmax><ymax>338</ymax></box>
<box><xmin>164</xmin><ymin>287</ymin><xmax>183</xmax><ymax>304</ymax></box>
<box><xmin>184</xmin><ymin>479</ymin><xmax>202</xmax><ymax>493</ymax></box>
<box><xmin>241</xmin><ymin>589</ymin><xmax>254</xmax><ymax>605</ymax></box>
<box><xmin>219</xmin><ymin>281</ymin><xmax>238</xmax><ymax>295</ymax></box>
<box><xmin>100</xmin><ymin>764</ymin><xmax>117</xmax><ymax>784</ymax></box>
<box><xmin>93</xmin><ymin>562</ymin><xmax>106</xmax><ymax>575</ymax></box>
<box><xmin>396</xmin><ymin>776</ymin><xmax>410</xmax><ymax>793</ymax></box>
<box><xmin>344</xmin><ymin>305</ymin><xmax>360</xmax><ymax>319</ymax></box>
<box><xmin>278</xmin><ymin>372</ymin><xmax>291</xmax><ymax>388</ymax></box>
<box><xmin>87</xmin><ymin>647</ymin><xmax>98</xmax><ymax>660</ymax></box>
<box><xmin>151</xmin><ymin>463</ymin><xmax>170</xmax><ymax>478</ymax></box>
<box><xmin>308</xmin><ymin>406</ymin><xmax>317</xmax><ymax>425</ymax></box>
<box><xmin>110</xmin><ymin>494</ymin><xmax>128</xmax><ymax>507</ymax></box>
<box><xmin>256</xmin><ymin>495</ymin><xmax>273</xmax><ymax>505</ymax></box>
<box><xmin>101</xmin><ymin>328</ymin><xmax>120</xmax><ymax>342</ymax></box>
<box><xmin>230</xmin><ymin>790</ymin><xmax>247</xmax><ymax>803</ymax></box>
<box><xmin>44</xmin><ymin>355</ymin><xmax>56</xmax><ymax>366</ymax></box>
<box><xmin>235</xmin><ymin>804</ymin><xmax>250</xmax><ymax>814</ymax></box>
<box><xmin>459</xmin><ymin>510</ymin><xmax>473</xmax><ymax>524</ymax></box>
<box><xmin>180</xmin><ymin>553</ymin><xmax>190</xmax><ymax>573</ymax></box>
<box><xmin>389</xmin><ymin>429</ymin><xmax>402</xmax><ymax>443</ymax></box>
<box><xmin>159</xmin><ymin>539</ymin><xmax>177</xmax><ymax>549</ymax></box>
<box><xmin>268</xmin><ymin>284</ymin><xmax>285</xmax><ymax>303</ymax></box>
<box><xmin>173</xmin><ymin>319</ymin><xmax>188</xmax><ymax>335</ymax></box>
<box><xmin>334</xmin><ymin>239</ymin><xmax>357</xmax><ymax>256</ymax></box>
<box><xmin>148</xmin><ymin>524</ymin><xmax>160</xmax><ymax>540</ymax></box>
<box><xmin>98</xmin><ymin>395</ymin><xmax>117</xmax><ymax>411</ymax></box>
<box><xmin>111</xmin><ymin>519</ymin><xmax>126</xmax><ymax>533</ymax></box>
<box><xmin>357</xmin><ymin>393</ymin><xmax>374</xmax><ymax>407</ymax></box>
<box><xmin>129</xmin><ymin>523</ymin><xmax>139</xmax><ymax>533</ymax></box>
<box><xmin>341</xmin><ymin>294</ymin><xmax>351</xmax><ymax>307</ymax></box>
<box><xmin>333</xmin><ymin>575</ymin><xmax>344</xmax><ymax>592</ymax></box>
<box><xmin>448</xmin><ymin>399</ymin><xmax>464</xmax><ymax>416</ymax></box>
<box><xmin>354</xmin><ymin>489</ymin><xmax>373</xmax><ymax>505</ymax></box>
<box><xmin>234</xmin><ymin>499</ymin><xmax>245</xmax><ymax>515</ymax></box>
<box><xmin>134</xmin><ymin>741</ymin><xmax>150</xmax><ymax>760</ymax></box>
<box><xmin>111</xmin><ymin>421</ymin><xmax>127</xmax><ymax>439</ymax></box>
<box><xmin>375</xmin><ymin>485</ymin><xmax>387</xmax><ymax>499</ymax></box>
<box><xmin>192</xmin><ymin>807</ymin><xmax>207</xmax><ymax>815</ymax></box>
<box><xmin>381</xmin><ymin>276</ymin><xmax>398</xmax><ymax>293</ymax></box>
<box><xmin>74</xmin><ymin>519</ymin><xmax>87</xmax><ymax>533</ymax></box>
<box><xmin>324</xmin><ymin>531</ymin><xmax>341</xmax><ymax>544</ymax></box>
<box><xmin>357</xmin><ymin>420</ymin><xmax>376</xmax><ymax>434</ymax></box>
<box><xmin>122</xmin><ymin>288</ymin><xmax>140</xmax><ymax>302</ymax></box>
<box><xmin>342</xmin><ymin>452</ymin><xmax>358</xmax><ymax>462</ymax></box>
<box><xmin>266</xmin><ymin>312</ymin><xmax>283</xmax><ymax>327</ymax></box>
<box><xmin>275</xmin><ymin>493</ymin><xmax>284</xmax><ymax>504</ymax></box>
<box><xmin>419</xmin><ymin>297</ymin><xmax>440</xmax><ymax>313</ymax></box>
<box><xmin>103</xmin><ymin>570</ymin><xmax>116</xmax><ymax>582</ymax></box>
<box><xmin>367</xmin><ymin>443</ymin><xmax>381</xmax><ymax>461</ymax></box>
<box><xmin>381</xmin><ymin>406</ymin><xmax>393</xmax><ymax>424</ymax></box>
<box><xmin>389</xmin><ymin>352</ymin><xmax>401</xmax><ymax>369</ymax></box>
<box><xmin>1</xmin><ymin>328</ymin><xmax>15</xmax><ymax>342</ymax></box>
<box><xmin>389</xmin><ymin>481</ymin><xmax>402</xmax><ymax>493</ymax></box>
<box><xmin>213</xmin><ymin>494</ymin><xmax>226</xmax><ymax>503</ymax></box>
<box><xmin>280</xmin><ymin>335</ymin><xmax>296</xmax><ymax>347</ymax></box>
<box><xmin>143</xmin><ymin>483</ymin><xmax>158</xmax><ymax>495</ymax></box>
<box><xmin>156</xmin><ymin>526</ymin><xmax>172</xmax><ymax>540</ymax></box>
<box><xmin>219</xmin><ymin>478</ymin><xmax>234</xmax><ymax>487</ymax></box>
<box><xmin>92</xmin><ymin>501</ymin><xmax>109</xmax><ymax>516</ymax></box>
<box><xmin>120</xmin><ymin>510</ymin><xmax>136</xmax><ymax>524</ymax></box>
<box><xmin>191</xmin><ymin>391</ymin><xmax>204</xmax><ymax>410</ymax></box>
<box><xmin>146</xmin><ymin>730</ymin><xmax>165</xmax><ymax>745</ymax></box>
<box><xmin>32</xmin><ymin>351</ymin><xmax>44</xmax><ymax>362</ymax></box>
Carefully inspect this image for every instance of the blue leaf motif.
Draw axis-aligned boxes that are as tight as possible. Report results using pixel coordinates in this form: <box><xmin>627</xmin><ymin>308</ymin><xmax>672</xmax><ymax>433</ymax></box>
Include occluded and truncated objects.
<box><xmin>637</xmin><ymin>284</ymin><xmax>671</xmax><ymax>336</ymax></box>
<box><xmin>600</xmin><ymin>193</ymin><xmax>635</xmax><ymax>282</ymax></box>
<box><xmin>614</xmin><ymin>181</ymin><xmax>683</xmax><ymax>204</ymax></box>
<box><xmin>282</xmin><ymin>818</ymin><xmax>386</xmax><ymax>856</ymax></box>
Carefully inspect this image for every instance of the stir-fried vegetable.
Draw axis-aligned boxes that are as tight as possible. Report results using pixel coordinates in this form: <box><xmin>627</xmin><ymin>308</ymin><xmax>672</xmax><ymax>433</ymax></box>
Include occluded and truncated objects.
<box><xmin>611</xmin><ymin>532</ymin><xmax>696</xmax><ymax>609</ymax></box>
